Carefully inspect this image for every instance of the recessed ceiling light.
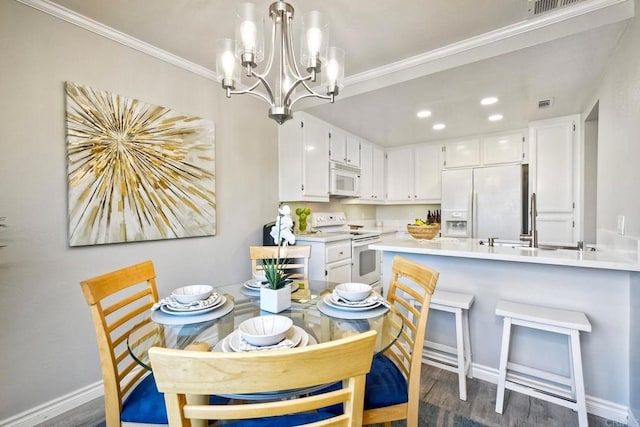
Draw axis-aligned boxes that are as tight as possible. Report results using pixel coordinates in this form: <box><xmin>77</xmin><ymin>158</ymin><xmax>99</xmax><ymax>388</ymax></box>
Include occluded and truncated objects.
<box><xmin>481</xmin><ymin>97</ymin><xmax>498</xmax><ymax>106</ymax></box>
<box><xmin>432</xmin><ymin>123</ymin><xmax>446</xmax><ymax>130</ymax></box>
<box><xmin>416</xmin><ymin>110</ymin><xmax>432</xmax><ymax>118</ymax></box>
<box><xmin>488</xmin><ymin>114</ymin><xmax>503</xmax><ymax>122</ymax></box>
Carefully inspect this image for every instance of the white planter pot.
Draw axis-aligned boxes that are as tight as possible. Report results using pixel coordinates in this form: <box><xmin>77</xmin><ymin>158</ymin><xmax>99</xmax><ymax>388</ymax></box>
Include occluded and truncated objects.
<box><xmin>260</xmin><ymin>285</ymin><xmax>291</xmax><ymax>313</ymax></box>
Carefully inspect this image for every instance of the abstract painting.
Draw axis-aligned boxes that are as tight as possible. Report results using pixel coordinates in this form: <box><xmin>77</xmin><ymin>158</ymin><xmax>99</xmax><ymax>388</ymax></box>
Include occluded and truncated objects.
<box><xmin>65</xmin><ymin>81</ymin><xmax>216</xmax><ymax>246</ymax></box>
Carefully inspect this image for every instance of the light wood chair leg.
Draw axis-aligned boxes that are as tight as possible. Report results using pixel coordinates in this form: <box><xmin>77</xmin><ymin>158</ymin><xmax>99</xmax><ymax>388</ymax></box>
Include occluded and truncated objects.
<box><xmin>495</xmin><ymin>317</ymin><xmax>512</xmax><ymax>414</ymax></box>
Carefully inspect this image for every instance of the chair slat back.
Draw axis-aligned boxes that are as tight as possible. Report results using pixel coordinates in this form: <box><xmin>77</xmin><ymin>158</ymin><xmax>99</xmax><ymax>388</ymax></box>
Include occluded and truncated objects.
<box><xmin>386</xmin><ymin>256</ymin><xmax>439</xmax><ymax>412</ymax></box>
<box><xmin>250</xmin><ymin>245</ymin><xmax>311</xmax><ymax>281</ymax></box>
<box><xmin>80</xmin><ymin>260</ymin><xmax>160</xmax><ymax>427</ymax></box>
<box><xmin>149</xmin><ymin>330</ymin><xmax>377</xmax><ymax>426</ymax></box>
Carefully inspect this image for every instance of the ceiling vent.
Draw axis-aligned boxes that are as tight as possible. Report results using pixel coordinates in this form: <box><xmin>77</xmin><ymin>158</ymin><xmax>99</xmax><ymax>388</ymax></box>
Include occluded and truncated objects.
<box><xmin>538</xmin><ymin>98</ymin><xmax>554</xmax><ymax>109</ymax></box>
<box><xmin>527</xmin><ymin>0</ymin><xmax>586</xmax><ymax>17</ymax></box>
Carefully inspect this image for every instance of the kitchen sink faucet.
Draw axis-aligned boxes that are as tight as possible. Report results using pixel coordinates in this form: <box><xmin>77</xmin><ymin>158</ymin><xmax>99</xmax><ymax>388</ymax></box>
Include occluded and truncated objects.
<box><xmin>520</xmin><ymin>193</ymin><xmax>538</xmax><ymax>248</ymax></box>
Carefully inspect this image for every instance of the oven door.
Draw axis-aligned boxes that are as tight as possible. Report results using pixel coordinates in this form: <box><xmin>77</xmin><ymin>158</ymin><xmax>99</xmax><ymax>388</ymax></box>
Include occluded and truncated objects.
<box><xmin>351</xmin><ymin>236</ymin><xmax>381</xmax><ymax>286</ymax></box>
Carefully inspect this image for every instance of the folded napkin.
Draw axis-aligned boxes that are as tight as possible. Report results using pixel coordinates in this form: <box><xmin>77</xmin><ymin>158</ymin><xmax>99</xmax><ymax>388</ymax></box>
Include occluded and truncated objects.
<box><xmin>151</xmin><ymin>293</ymin><xmax>220</xmax><ymax>311</ymax></box>
<box><xmin>236</xmin><ymin>336</ymin><xmax>295</xmax><ymax>352</ymax></box>
<box><xmin>331</xmin><ymin>291</ymin><xmax>390</xmax><ymax>308</ymax></box>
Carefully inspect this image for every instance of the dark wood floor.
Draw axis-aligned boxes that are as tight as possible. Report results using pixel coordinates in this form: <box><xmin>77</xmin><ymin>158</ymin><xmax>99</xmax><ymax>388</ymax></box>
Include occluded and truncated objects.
<box><xmin>419</xmin><ymin>365</ymin><xmax>627</xmax><ymax>427</ymax></box>
<box><xmin>36</xmin><ymin>365</ymin><xmax>626</xmax><ymax>426</ymax></box>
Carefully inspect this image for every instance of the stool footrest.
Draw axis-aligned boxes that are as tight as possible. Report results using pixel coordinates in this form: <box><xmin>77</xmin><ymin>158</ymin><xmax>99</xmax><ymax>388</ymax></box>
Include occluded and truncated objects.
<box><xmin>505</xmin><ymin>379</ymin><xmax>577</xmax><ymax>410</ymax></box>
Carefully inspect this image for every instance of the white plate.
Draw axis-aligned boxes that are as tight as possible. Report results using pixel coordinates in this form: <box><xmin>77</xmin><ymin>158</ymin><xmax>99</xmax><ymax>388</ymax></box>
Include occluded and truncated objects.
<box><xmin>323</xmin><ymin>295</ymin><xmax>381</xmax><ymax>312</ymax></box>
<box><xmin>162</xmin><ymin>293</ymin><xmax>221</xmax><ymax>312</ymax></box>
<box><xmin>160</xmin><ymin>296</ymin><xmax>227</xmax><ymax>316</ymax></box>
<box><xmin>317</xmin><ymin>299</ymin><xmax>389</xmax><ymax>320</ymax></box>
<box><xmin>228</xmin><ymin>325</ymin><xmax>304</xmax><ymax>352</ymax></box>
<box><xmin>243</xmin><ymin>280</ymin><xmax>300</xmax><ymax>294</ymax></box>
<box><xmin>214</xmin><ymin>330</ymin><xmax>314</xmax><ymax>353</ymax></box>
<box><xmin>152</xmin><ymin>298</ymin><xmax>234</xmax><ymax>325</ymax></box>
<box><xmin>328</xmin><ymin>293</ymin><xmax>381</xmax><ymax>309</ymax></box>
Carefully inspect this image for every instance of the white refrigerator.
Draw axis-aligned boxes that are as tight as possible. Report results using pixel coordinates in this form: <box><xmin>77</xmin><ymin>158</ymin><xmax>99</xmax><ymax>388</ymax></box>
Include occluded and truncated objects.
<box><xmin>441</xmin><ymin>164</ymin><xmax>523</xmax><ymax>240</ymax></box>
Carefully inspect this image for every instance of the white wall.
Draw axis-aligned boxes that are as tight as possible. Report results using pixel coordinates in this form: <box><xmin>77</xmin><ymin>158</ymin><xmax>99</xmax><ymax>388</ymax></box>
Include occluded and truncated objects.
<box><xmin>591</xmin><ymin>0</ymin><xmax>640</xmax><ymax>418</ymax></box>
<box><xmin>594</xmin><ymin>3</ymin><xmax>640</xmax><ymax>248</ymax></box>
<box><xmin>0</xmin><ymin>1</ymin><xmax>279</xmax><ymax>419</ymax></box>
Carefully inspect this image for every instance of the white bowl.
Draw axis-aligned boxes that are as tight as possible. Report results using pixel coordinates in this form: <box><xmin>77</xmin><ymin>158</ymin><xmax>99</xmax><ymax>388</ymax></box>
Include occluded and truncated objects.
<box><xmin>171</xmin><ymin>285</ymin><xmax>214</xmax><ymax>304</ymax></box>
<box><xmin>335</xmin><ymin>283</ymin><xmax>372</xmax><ymax>302</ymax></box>
<box><xmin>239</xmin><ymin>315</ymin><xmax>293</xmax><ymax>346</ymax></box>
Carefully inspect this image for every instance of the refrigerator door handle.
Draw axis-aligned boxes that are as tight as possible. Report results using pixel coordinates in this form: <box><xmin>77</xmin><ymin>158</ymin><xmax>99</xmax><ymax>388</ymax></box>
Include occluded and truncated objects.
<box><xmin>472</xmin><ymin>191</ymin><xmax>478</xmax><ymax>238</ymax></box>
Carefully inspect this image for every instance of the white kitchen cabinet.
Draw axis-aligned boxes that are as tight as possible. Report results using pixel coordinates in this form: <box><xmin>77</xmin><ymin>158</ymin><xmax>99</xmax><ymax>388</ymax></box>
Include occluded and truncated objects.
<box><xmin>385</xmin><ymin>147</ymin><xmax>413</xmax><ymax>201</ymax></box>
<box><xmin>414</xmin><ymin>143</ymin><xmax>442</xmax><ymax>200</ymax></box>
<box><xmin>529</xmin><ymin>115</ymin><xmax>578</xmax><ymax>245</ymax></box>
<box><xmin>358</xmin><ymin>140</ymin><xmax>385</xmax><ymax>202</ymax></box>
<box><xmin>482</xmin><ymin>132</ymin><xmax>524</xmax><ymax>165</ymax></box>
<box><xmin>385</xmin><ymin>144</ymin><xmax>441</xmax><ymax>203</ymax></box>
<box><xmin>279</xmin><ymin>112</ymin><xmax>330</xmax><ymax>202</ymax></box>
<box><xmin>371</xmin><ymin>145</ymin><xmax>385</xmax><ymax>200</ymax></box>
<box><xmin>298</xmin><ymin>238</ymin><xmax>352</xmax><ymax>283</ymax></box>
<box><xmin>330</xmin><ymin>128</ymin><xmax>360</xmax><ymax>168</ymax></box>
<box><xmin>443</xmin><ymin>139</ymin><xmax>480</xmax><ymax>169</ymax></box>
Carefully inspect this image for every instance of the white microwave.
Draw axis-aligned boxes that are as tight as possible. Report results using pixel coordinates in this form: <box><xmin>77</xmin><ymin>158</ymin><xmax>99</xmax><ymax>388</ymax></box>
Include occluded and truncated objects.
<box><xmin>330</xmin><ymin>163</ymin><xmax>360</xmax><ymax>197</ymax></box>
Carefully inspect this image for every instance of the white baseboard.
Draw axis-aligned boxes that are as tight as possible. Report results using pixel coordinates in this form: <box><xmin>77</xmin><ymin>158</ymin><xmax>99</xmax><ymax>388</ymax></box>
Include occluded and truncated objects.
<box><xmin>0</xmin><ymin>381</ymin><xmax>103</xmax><ymax>427</ymax></box>
<box><xmin>470</xmin><ymin>363</ymin><xmax>630</xmax><ymax>425</ymax></box>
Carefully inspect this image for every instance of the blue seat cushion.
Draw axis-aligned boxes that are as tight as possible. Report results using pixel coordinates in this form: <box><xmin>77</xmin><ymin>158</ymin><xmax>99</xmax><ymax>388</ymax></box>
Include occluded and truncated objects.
<box><xmin>120</xmin><ymin>374</ymin><xmax>229</xmax><ymax>424</ymax></box>
<box><xmin>364</xmin><ymin>354</ymin><xmax>408</xmax><ymax>409</ymax></box>
<box><xmin>314</xmin><ymin>354</ymin><xmax>409</xmax><ymax>415</ymax></box>
<box><xmin>223</xmin><ymin>411</ymin><xmax>334</xmax><ymax>426</ymax></box>
<box><xmin>121</xmin><ymin>374</ymin><xmax>168</xmax><ymax>424</ymax></box>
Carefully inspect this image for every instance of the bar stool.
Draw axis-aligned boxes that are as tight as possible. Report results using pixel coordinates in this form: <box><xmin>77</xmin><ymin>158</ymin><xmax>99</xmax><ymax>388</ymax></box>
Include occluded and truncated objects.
<box><xmin>422</xmin><ymin>290</ymin><xmax>475</xmax><ymax>401</ymax></box>
<box><xmin>494</xmin><ymin>300</ymin><xmax>592</xmax><ymax>427</ymax></box>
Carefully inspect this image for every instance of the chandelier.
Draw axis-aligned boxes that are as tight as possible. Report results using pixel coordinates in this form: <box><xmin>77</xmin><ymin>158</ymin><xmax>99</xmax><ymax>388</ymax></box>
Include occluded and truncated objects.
<box><xmin>215</xmin><ymin>2</ymin><xmax>344</xmax><ymax>125</ymax></box>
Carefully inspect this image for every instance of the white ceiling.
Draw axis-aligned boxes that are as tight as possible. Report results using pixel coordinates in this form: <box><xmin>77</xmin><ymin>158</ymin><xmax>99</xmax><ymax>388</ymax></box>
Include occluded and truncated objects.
<box><xmin>43</xmin><ymin>0</ymin><xmax>633</xmax><ymax>146</ymax></box>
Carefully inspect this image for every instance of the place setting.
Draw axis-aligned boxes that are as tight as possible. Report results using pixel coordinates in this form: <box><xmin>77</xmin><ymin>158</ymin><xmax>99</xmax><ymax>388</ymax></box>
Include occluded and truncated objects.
<box><xmin>317</xmin><ymin>282</ymin><xmax>391</xmax><ymax>319</ymax></box>
<box><xmin>242</xmin><ymin>271</ymin><xmax>300</xmax><ymax>295</ymax></box>
<box><xmin>213</xmin><ymin>314</ymin><xmax>316</xmax><ymax>353</ymax></box>
<box><xmin>151</xmin><ymin>284</ymin><xmax>234</xmax><ymax>325</ymax></box>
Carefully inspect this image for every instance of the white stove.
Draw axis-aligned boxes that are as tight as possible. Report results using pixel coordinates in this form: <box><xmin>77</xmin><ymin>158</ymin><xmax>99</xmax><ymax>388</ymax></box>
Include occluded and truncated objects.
<box><xmin>308</xmin><ymin>212</ymin><xmax>382</xmax><ymax>287</ymax></box>
<box><xmin>310</xmin><ymin>212</ymin><xmax>381</xmax><ymax>240</ymax></box>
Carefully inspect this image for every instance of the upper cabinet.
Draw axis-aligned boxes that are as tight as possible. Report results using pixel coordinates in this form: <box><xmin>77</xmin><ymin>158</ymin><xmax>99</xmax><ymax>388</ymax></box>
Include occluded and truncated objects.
<box><xmin>443</xmin><ymin>132</ymin><xmax>525</xmax><ymax>169</ymax></box>
<box><xmin>442</xmin><ymin>139</ymin><xmax>480</xmax><ymax>168</ymax></box>
<box><xmin>482</xmin><ymin>133</ymin><xmax>525</xmax><ymax>165</ymax></box>
<box><xmin>385</xmin><ymin>143</ymin><xmax>441</xmax><ymax>203</ymax></box>
<box><xmin>359</xmin><ymin>141</ymin><xmax>385</xmax><ymax>202</ymax></box>
<box><xmin>279</xmin><ymin>112</ymin><xmax>330</xmax><ymax>202</ymax></box>
<box><xmin>528</xmin><ymin>115</ymin><xmax>579</xmax><ymax>245</ymax></box>
<box><xmin>330</xmin><ymin>128</ymin><xmax>361</xmax><ymax>168</ymax></box>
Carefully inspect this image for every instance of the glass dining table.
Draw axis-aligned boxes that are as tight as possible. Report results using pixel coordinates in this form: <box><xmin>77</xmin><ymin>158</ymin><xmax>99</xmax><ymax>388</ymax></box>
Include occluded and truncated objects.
<box><xmin>127</xmin><ymin>280</ymin><xmax>402</xmax><ymax>374</ymax></box>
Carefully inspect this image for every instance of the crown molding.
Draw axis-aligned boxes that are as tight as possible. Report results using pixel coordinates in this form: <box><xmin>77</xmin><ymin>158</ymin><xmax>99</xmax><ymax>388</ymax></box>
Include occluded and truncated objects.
<box><xmin>16</xmin><ymin>0</ymin><xmax>632</xmax><ymax>95</ymax></box>
<box><xmin>337</xmin><ymin>0</ymin><xmax>633</xmax><ymax>103</ymax></box>
<box><xmin>14</xmin><ymin>0</ymin><xmax>217</xmax><ymax>81</ymax></box>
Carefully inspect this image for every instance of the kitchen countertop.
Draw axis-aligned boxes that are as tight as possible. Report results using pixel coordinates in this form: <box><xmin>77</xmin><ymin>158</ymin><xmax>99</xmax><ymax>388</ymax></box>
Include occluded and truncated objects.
<box><xmin>370</xmin><ymin>234</ymin><xmax>640</xmax><ymax>272</ymax></box>
<box><xmin>294</xmin><ymin>226</ymin><xmax>398</xmax><ymax>243</ymax></box>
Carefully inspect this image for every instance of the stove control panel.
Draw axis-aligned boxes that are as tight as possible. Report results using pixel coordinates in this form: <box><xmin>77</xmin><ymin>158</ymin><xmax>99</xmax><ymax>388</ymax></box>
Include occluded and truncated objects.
<box><xmin>311</xmin><ymin>212</ymin><xmax>347</xmax><ymax>228</ymax></box>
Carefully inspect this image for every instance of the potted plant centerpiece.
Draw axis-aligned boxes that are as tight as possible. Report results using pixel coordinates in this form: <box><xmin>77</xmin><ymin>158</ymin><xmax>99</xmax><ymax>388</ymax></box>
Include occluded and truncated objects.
<box><xmin>260</xmin><ymin>204</ymin><xmax>296</xmax><ymax>313</ymax></box>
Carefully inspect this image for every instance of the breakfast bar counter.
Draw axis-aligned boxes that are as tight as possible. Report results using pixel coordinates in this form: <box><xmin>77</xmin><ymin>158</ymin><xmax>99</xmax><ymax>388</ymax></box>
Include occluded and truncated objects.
<box><xmin>370</xmin><ymin>234</ymin><xmax>640</xmax><ymax>272</ymax></box>
<box><xmin>370</xmin><ymin>234</ymin><xmax>640</xmax><ymax>424</ymax></box>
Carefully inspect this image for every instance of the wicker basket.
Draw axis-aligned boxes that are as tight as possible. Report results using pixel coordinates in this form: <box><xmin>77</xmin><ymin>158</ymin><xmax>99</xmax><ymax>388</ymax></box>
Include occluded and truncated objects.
<box><xmin>407</xmin><ymin>224</ymin><xmax>440</xmax><ymax>240</ymax></box>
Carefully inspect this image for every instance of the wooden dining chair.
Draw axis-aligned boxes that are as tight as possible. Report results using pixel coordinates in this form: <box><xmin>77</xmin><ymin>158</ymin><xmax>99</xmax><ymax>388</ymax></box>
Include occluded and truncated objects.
<box><xmin>362</xmin><ymin>256</ymin><xmax>439</xmax><ymax>427</ymax></box>
<box><xmin>250</xmin><ymin>245</ymin><xmax>311</xmax><ymax>281</ymax></box>
<box><xmin>80</xmin><ymin>260</ymin><xmax>168</xmax><ymax>426</ymax></box>
<box><xmin>149</xmin><ymin>330</ymin><xmax>377</xmax><ymax>426</ymax></box>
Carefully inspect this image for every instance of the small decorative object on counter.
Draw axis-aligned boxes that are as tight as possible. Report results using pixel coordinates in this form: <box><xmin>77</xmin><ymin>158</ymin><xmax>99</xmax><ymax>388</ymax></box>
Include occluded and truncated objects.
<box><xmin>407</xmin><ymin>211</ymin><xmax>441</xmax><ymax>240</ymax></box>
<box><xmin>295</xmin><ymin>207</ymin><xmax>311</xmax><ymax>232</ymax></box>
<box><xmin>261</xmin><ymin>204</ymin><xmax>296</xmax><ymax>313</ymax></box>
